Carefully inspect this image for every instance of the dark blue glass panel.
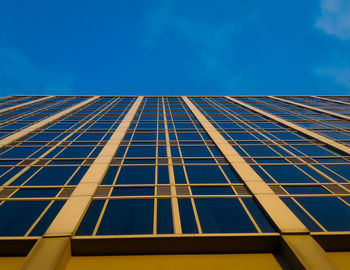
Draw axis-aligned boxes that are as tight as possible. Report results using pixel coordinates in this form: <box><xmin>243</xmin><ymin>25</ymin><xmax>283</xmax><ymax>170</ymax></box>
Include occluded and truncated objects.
<box><xmin>13</xmin><ymin>188</ymin><xmax>60</xmax><ymax>198</ymax></box>
<box><xmin>297</xmin><ymin>197</ymin><xmax>350</xmax><ymax>231</ymax></box>
<box><xmin>115</xmin><ymin>146</ymin><xmax>127</xmax><ymax>157</ymax></box>
<box><xmin>285</xmin><ymin>186</ymin><xmax>329</xmax><ymax>194</ymax></box>
<box><xmin>157</xmin><ymin>199</ymin><xmax>174</xmax><ymax>234</ymax></box>
<box><xmin>68</xmin><ymin>166</ymin><xmax>89</xmax><ymax>185</ymax></box>
<box><xmin>242</xmin><ymin>198</ymin><xmax>275</xmax><ymax>232</ymax></box>
<box><xmin>125</xmin><ymin>146</ymin><xmax>156</xmax><ymax>157</ymax></box>
<box><xmin>191</xmin><ymin>186</ymin><xmax>234</xmax><ymax>195</ymax></box>
<box><xmin>325</xmin><ymin>165</ymin><xmax>350</xmax><ymax>180</ymax></box>
<box><xmin>112</xmin><ymin>187</ymin><xmax>154</xmax><ymax>196</ymax></box>
<box><xmin>76</xmin><ymin>200</ymin><xmax>105</xmax><ymax>235</ymax></box>
<box><xmin>195</xmin><ymin>198</ymin><xmax>257</xmax><ymax>233</ymax></box>
<box><xmin>221</xmin><ymin>165</ymin><xmax>241</xmax><ymax>183</ymax></box>
<box><xmin>101</xmin><ymin>167</ymin><xmax>119</xmax><ymax>185</ymax></box>
<box><xmin>76</xmin><ymin>133</ymin><xmax>104</xmax><ymax>141</ymax></box>
<box><xmin>29</xmin><ymin>201</ymin><xmax>66</xmax><ymax>236</ymax></box>
<box><xmin>56</xmin><ymin>147</ymin><xmax>95</xmax><ymax>158</ymax></box>
<box><xmin>171</xmin><ymin>146</ymin><xmax>180</xmax><ymax>157</ymax></box>
<box><xmin>0</xmin><ymin>167</ymin><xmax>23</xmax><ymax>185</ymax></box>
<box><xmin>298</xmin><ymin>166</ymin><xmax>331</xmax><ymax>183</ymax></box>
<box><xmin>0</xmin><ymin>147</ymin><xmax>40</xmax><ymax>158</ymax></box>
<box><xmin>25</xmin><ymin>167</ymin><xmax>77</xmax><ymax>186</ymax></box>
<box><xmin>186</xmin><ymin>166</ymin><xmax>228</xmax><ymax>184</ymax></box>
<box><xmin>227</xmin><ymin>132</ymin><xmax>256</xmax><ymax>140</ymax></box>
<box><xmin>10</xmin><ymin>167</ymin><xmax>40</xmax><ymax>186</ymax></box>
<box><xmin>26</xmin><ymin>133</ymin><xmax>61</xmax><ymax>141</ymax></box>
<box><xmin>97</xmin><ymin>199</ymin><xmax>154</xmax><ymax>235</ymax></box>
<box><xmin>178</xmin><ymin>199</ymin><xmax>198</xmax><ymax>233</ymax></box>
<box><xmin>158</xmin><ymin>146</ymin><xmax>167</xmax><ymax>157</ymax></box>
<box><xmin>180</xmin><ymin>146</ymin><xmax>211</xmax><ymax>157</ymax></box>
<box><xmin>209</xmin><ymin>146</ymin><xmax>223</xmax><ymax>157</ymax></box>
<box><xmin>173</xmin><ymin>166</ymin><xmax>186</xmax><ymax>184</ymax></box>
<box><xmin>242</xmin><ymin>145</ymin><xmax>279</xmax><ymax>157</ymax></box>
<box><xmin>116</xmin><ymin>166</ymin><xmax>155</xmax><ymax>184</ymax></box>
<box><xmin>282</xmin><ymin>198</ymin><xmax>322</xmax><ymax>232</ymax></box>
<box><xmin>158</xmin><ymin>166</ymin><xmax>169</xmax><ymax>184</ymax></box>
<box><xmin>132</xmin><ymin>133</ymin><xmax>157</xmax><ymax>141</ymax></box>
<box><xmin>177</xmin><ymin>133</ymin><xmax>202</xmax><ymax>140</ymax></box>
<box><xmin>0</xmin><ymin>201</ymin><xmax>49</xmax><ymax>236</ymax></box>
<box><xmin>261</xmin><ymin>165</ymin><xmax>315</xmax><ymax>183</ymax></box>
<box><xmin>90</xmin><ymin>147</ymin><xmax>103</xmax><ymax>158</ymax></box>
<box><xmin>293</xmin><ymin>145</ymin><xmax>336</xmax><ymax>156</ymax></box>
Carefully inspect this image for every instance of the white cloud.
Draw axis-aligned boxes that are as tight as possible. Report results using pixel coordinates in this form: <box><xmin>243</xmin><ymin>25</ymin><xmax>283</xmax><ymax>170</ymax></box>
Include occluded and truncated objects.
<box><xmin>316</xmin><ymin>0</ymin><xmax>350</xmax><ymax>40</ymax></box>
<box><xmin>315</xmin><ymin>65</ymin><xmax>350</xmax><ymax>89</ymax></box>
<box><xmin>0</xmin><ymin>47</ymin><xmax>74</xmax><ymax>95</ymax></box>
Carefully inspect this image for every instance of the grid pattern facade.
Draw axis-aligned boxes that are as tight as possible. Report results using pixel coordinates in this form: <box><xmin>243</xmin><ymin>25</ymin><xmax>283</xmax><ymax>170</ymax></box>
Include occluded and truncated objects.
<box><xmin>0</xmin><ymin>95</ymin><xmax>349</xmax><ymax>270</ymax></box>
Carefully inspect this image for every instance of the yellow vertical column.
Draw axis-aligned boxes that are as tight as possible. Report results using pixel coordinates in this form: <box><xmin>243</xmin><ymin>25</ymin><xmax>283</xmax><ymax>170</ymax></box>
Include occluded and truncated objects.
<box><xmin>20</xmin><ymin>96</ymin><xmax>143</xmax><ymax>270</ymax></box>
<box><xmin>222</xmin><ymin>96</ymin><xmax>338</xmax><ymax>270</ymax></box>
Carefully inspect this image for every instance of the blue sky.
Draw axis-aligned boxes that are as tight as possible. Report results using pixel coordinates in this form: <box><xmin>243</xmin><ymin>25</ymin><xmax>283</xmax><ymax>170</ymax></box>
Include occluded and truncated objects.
<box><xmin>0</xmin><ymin>0</ymin><xmax>350</xmax><ymax>96</ymax></box>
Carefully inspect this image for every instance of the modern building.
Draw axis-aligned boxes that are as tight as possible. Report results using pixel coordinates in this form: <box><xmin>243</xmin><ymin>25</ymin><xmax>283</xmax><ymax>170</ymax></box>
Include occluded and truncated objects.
<box><xmin>0</xmin><ymin>95</ymin><xmax>349</xmax><ymax>270</ymax></box>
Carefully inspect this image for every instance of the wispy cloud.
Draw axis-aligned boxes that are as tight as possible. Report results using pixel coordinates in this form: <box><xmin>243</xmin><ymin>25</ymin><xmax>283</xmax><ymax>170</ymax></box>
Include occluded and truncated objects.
<box><xmin>315</xmin><ymin>65</ymin><xmax>350</xmax><ymax>89</ymax></box>
<box><xmin>315</xmin><ymin>0</ymin><xmax>350</xmax><ymax>40</ymax></box>
<box><xmin>143</xmin><ymin>1</ymin><xmax>258</xmax><ymax>91</ymax></box>
<box><xmin>0</xmin><ymin>47</ymin><xmax>73</xmax><ymax>96</ymax></box>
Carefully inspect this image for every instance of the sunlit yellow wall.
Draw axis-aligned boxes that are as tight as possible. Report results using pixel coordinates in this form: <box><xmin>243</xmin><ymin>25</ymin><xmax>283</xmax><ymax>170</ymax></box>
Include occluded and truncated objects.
<box><xmin>66</xmin><ymin>254</ymin><xmax>282</xmax><ymax>270</ymax></box>
<box><xmin>327</xmin><ymin>252</ymin><xmax>350</xmax><ymax>270</ymax></box>
<box><xmin>0</xmin><ymin>257</ymin><xmax>25</xmax><ymax>270</ymax></box>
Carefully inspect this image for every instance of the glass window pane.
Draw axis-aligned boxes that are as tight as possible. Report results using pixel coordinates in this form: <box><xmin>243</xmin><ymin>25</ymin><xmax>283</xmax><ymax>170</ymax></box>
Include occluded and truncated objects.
<box><xmin>297</xmin><ymin>197</ymin><xmax>350</xmax><ymax>231</ymax></box>
<box><xmin>0</xmin><ymin>201</ymin><xmax>49</xmax><ymax>236</ymax></box>
<box><xmin>97</xmin><ymin>199</ymin><xmax>154</xmax><ymax>235</ymax></box>
<box><xmin>116</xmin><ymin>166</ymin><xmax>155</xmax><ymax>184</ymax></box>
<box><xmin>178</xmin><ymin>199</ymin><xmax>198</xmax><ymax>234</ymax></box>
<box><xmin>194</xmin><ymin>198</ymin><xmax>257</xmax><ymax>233</ymax></box>
<box><xmin>186</xmin><ymin>166</ymin><xmax>228</xmax><ymax>184</ymax></box>
<box><xmin>76</xmin><ymin>200</ymin><xmax>105</xmax><ymax>235</ymax></box>
<box><xmin>157</xmin><ymin>199</ymin><xmax>173</xmax><ymax>234</ymax></box>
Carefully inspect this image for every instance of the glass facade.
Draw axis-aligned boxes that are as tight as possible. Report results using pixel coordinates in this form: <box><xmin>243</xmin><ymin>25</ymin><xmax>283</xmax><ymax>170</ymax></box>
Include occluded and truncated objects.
<box><xmin>0</xmin><ymin>95</ymin><xmax>349</xmax><ymax>270</ymax></box>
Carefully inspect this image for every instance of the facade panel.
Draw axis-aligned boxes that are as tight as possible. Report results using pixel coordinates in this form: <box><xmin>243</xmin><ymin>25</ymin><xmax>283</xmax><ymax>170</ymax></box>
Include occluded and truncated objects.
<box><xmin>0</xmin><ymin>95</ymin><xmax>348</xmax><ymax>269</ymax></box>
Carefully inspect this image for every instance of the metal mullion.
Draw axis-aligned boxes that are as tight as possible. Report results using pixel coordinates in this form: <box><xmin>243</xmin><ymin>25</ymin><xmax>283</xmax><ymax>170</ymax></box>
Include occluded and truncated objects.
<box><xmin>153</xmin><ymin>98</ymin><xmax>160</xmax><ymax>235</ymax></box>
<box><xmin>24</xmin><ymin>200</ymin><xmax>56</xmax><ymax>237</ymax></box>
<box><xmin>91</xmin><ymin>199</ymin><xmax>109</xmax><ymax>236</ymax></box>
<box><xmin>289</xmin><ymin>197</ymin><xmax>327</xmax><ymax>232</ymax></box>
<box><xmin>162</xmin><ymin>97</ymin><xmax>182</xmax><ymax>235</ymax></box>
